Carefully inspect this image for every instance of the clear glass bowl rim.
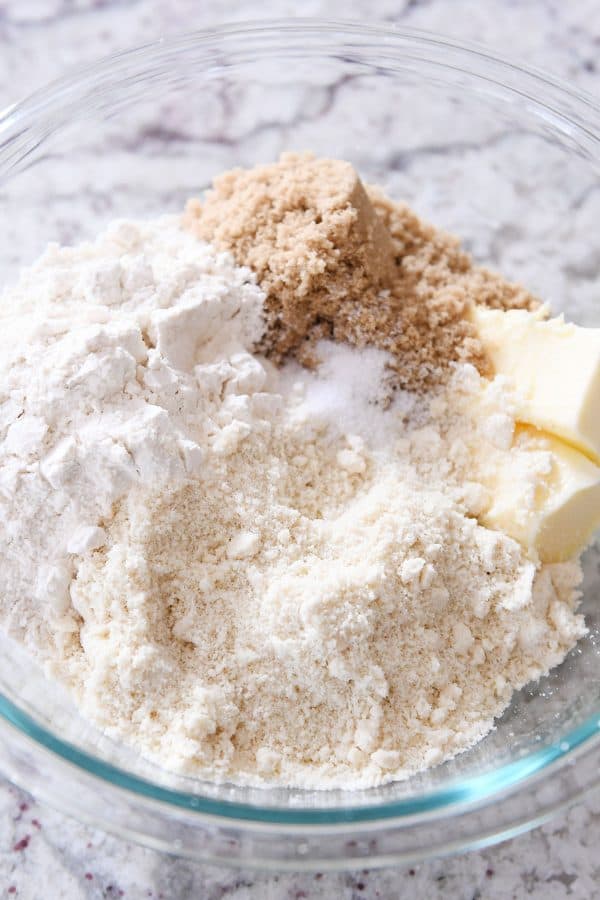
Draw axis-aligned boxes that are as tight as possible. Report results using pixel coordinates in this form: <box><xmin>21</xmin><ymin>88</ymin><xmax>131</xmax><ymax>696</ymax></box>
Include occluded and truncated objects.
<box><xmin>1</xmin><ymin>18</ymin><xmax>600</xmax><ymax>838</ymax></box>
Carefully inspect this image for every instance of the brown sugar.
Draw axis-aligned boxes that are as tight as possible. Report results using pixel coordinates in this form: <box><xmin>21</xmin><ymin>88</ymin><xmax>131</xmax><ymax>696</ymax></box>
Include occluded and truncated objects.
<box><xmin>184</xmin><ymin>153</ymin><xmax>539</xmax><ymax>391</ymax></box>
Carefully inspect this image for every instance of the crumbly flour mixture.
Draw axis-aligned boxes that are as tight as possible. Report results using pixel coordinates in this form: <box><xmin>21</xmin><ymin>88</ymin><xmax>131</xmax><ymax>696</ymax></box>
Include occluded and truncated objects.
<box><xmin>0</xmin><ymin>165</ymin><xmax>586</xmax><ymax>788</ymax></box>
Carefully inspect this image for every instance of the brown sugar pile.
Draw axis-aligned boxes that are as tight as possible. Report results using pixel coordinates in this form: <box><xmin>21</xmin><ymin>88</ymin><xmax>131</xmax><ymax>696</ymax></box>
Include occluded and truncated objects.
<box><xmin>184</xmin><ymin>152</ymin><xmax>539</xmax><ymax>390</ymax></box>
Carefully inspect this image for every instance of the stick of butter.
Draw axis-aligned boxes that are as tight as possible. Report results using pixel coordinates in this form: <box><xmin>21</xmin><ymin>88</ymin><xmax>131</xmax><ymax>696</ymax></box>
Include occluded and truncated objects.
<box><xmin>481</xmin><ymin>427</ymin><xmax>600</xmax><ymax>563</ymax></box>
<box><xmin>471</xmin><ymin>306</ymin><xmax>600</xmax><ymax>464</ymax></box>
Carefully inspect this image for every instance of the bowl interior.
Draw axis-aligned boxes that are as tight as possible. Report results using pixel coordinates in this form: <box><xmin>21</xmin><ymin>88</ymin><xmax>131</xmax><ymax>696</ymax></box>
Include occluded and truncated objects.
<box><xmin>1</xmin><ymin>23</ymin><xmax>600</xmax><ymax>823</ymax></box>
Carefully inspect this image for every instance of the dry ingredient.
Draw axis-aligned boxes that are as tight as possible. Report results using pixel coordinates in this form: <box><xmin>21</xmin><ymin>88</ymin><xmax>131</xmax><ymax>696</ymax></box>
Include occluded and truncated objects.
<box><xmin>0</xmin><ymin>219</ymin><xmax>264</xmax><ymax>655</ymax></box>
<box><xmin>185</xmin><ymin>152</ymin><xmax>539</xmax><ymax>390</ymax></box>
<box><xmin>69</xmin><ymin>348</ymin><xmax>584</xmax><ymax>786</ymax></box>
<box><xmin>0</xmin><ymin>157</ymin><xmax>591</xmax><ymax>789</ymax></box>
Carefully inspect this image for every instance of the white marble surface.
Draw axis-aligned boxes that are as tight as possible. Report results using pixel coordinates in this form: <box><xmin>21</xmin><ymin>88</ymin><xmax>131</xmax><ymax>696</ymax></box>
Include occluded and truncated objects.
<box><xmin>1</xmin><ymin>0</ymin><xmax>600</xmax><ymax>897</ymax></box>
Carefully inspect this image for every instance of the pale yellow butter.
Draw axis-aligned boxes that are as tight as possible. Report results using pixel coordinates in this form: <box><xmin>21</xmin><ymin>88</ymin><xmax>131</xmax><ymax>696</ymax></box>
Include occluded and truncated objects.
<box><xmin>481</xmin><ymin>426</ymin><xmax>600</xmax><ymax>562</ymax></box>
<box><xmin>471</xmin><ymin>305</ymin><xmax>600</xmax><ymax>463</ymax></box>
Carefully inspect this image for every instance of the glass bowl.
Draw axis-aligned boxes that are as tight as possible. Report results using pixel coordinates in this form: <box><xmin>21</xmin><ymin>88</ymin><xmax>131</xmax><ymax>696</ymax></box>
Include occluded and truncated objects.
<box><xmin>1</xmin><ymin>20</ymin><xmax>600</xmax><ymax>871</ymax></box>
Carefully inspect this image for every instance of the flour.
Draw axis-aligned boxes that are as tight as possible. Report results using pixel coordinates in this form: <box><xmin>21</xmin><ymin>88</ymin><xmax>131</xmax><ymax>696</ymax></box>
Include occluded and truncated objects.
<box><xmin>67</xmin><ymin>342</ymin><xmax>584</xmax><ymax>787</ymax></box>
<box><xmin>0</xmin><ymin>215</ymin><xmax>586</xmax><ymax>789</ymax></box>
<box><xmin>0</xmin><ymin>217</ymin><xmax>264</xmax><ymax>656</ymax></box>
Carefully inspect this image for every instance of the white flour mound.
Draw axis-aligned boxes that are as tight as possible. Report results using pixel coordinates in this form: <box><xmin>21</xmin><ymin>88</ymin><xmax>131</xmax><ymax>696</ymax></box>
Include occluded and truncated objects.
<box><xmin>0</xmin><ymin>217</ymin><xmax>264</xmax><ymax>656</ymax></box>
<box><xmin>0</xmin><ymin>217</ymin><xmax>586</xmax><ymax>789</ymax></box>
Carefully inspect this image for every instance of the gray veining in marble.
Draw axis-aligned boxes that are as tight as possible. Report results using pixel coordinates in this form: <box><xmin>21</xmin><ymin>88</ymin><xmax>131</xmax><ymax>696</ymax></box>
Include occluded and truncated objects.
<box><xmin>1</xmin><ymin>0</ymin><xmax>600</xmax><ymax>897</ymax></box>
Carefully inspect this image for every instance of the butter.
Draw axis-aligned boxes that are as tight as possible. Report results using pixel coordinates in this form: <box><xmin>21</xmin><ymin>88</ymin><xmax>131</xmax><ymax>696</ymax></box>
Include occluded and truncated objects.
<box><xmin>471</xmin><ymin>306</ymin><xmax>600</xmax><ymax>463</ymax></box>
<box><xmin>481</xmin><ymin>427</ymin><xmax>600</xmax><ymax>563</ymax></box>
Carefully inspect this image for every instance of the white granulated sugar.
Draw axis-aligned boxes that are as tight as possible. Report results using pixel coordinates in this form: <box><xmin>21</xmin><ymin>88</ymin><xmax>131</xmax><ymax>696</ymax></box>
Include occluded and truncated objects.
<box><xmin>0</xmin><ymin>216</ymin><xmax>586</xmax><ymax>789</ymax></box>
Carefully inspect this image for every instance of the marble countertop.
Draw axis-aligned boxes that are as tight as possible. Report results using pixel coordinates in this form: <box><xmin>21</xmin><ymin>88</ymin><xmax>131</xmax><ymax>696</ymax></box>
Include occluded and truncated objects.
<box><xmin>2</xmin><ymin>0</ymin><xmax>600</xmax><ymax>897</ymax></box>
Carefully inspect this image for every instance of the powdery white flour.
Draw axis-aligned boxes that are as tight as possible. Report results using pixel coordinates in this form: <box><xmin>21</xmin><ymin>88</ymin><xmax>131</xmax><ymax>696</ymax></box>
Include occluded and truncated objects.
<box><xmin>0</xmin><ymin>216</ymin><xmax>586</xmax><ymax>788</ymax></box>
